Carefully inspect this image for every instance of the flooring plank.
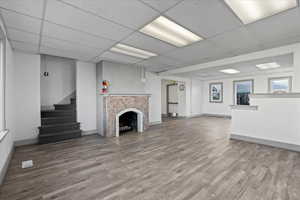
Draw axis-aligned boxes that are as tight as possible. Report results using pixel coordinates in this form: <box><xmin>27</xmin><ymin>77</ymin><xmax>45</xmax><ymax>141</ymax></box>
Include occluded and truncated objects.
<box><xmin>0</xmin><ymin>117</ymin><xmax>299</xmax><ymax>200</ymax></box>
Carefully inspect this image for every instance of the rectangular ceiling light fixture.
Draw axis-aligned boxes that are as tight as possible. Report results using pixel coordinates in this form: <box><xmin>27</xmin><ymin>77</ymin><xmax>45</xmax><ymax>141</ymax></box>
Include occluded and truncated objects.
<box><xmin>140</xmin><ymin>16</ymin><xmax>203</xmax><ymax>47</ymax></box>
<box><xmin>110</xmin><ymin>43</ymin><xmax>157</xmax><ymax>59</ymax></box>
<box><xmin>220</xmin><ymin>68</ymin><xmax>240</xmax><ymax>74</ymax></box>
<box><xmin>224</xmin><ymin>0</ymin><xmax>298</xmax><ymax>24</ymax></box>
<box><xmin>256</xmin><ymin>62</ymin><xmax>280</xmax><ymax>70</ymax></box>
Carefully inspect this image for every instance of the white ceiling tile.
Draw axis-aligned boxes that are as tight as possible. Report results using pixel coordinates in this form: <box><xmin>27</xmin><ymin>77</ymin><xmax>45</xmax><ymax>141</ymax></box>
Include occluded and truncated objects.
<box><xmin>183</xmin><ymin>57</ymin><xmax>211</xmax><ymax>66</ymax></box>
<box><xmin>209</xmin><ymin>27</ymin><xmax>262</xmax><ymax>55</ymax></box>
<box><xmin>61</xmin><ymin>0</ymin><xmax>159</xmax><ymax>29</ymax></box>
<box><xmin>10</xmin><ymin>40</ymin><xmax>39</xmax><ymax>53</ymax></box>
<box><xmin>122</xmin><ymin>32</ymin><xmax>176</xmax><ymax>55</ymax></box>
<box><xmin>45</xmin><ymin>0</ymin><xmax>133</xmax><ymax>41</ymax></box>
<box><xmin>144</xmin><ymin>65</ymin><xmax>174</xmax><ymax>72</ymax></box>
<box><xmin>165</xmin><ymin>0</ymin><xmax>242</xmax><ymax>38</ymax></box>
<box><xmin>40</xmin><ymin>45</ymin><xmax>95</xmax><ymax>61</ymax></box>
<box><xmin>139</xmin><ymin>0</ymin><xmax>184</xmax><ymax>12</ymax></box>
<box><xmin>139</xmin><ymin>55</ymin><xmax>183</xmax><ymax>68</ymax></box>
<box><xmin>41</xmin><ymin>36</ymin><xmax>101</xmax><ymax>58</ymax></box>
<box><xmin>1</xmin><ymin>9</ymin><xmax>42</xmax><ymax>33</ymax></box>
<box><xmin>0</xmin><ymin>0</ymin><xmax>44</xmax><ymax>18</ymax></box>
<box><xmin>247</xmin><ymin>8</ymin><xmax>300</xmax><ymax>48</ymax></box>
<box><xmin>96</xmin><ymin>51</ymin><xmax>143</xmax><ymax>64</ymax></box>
<box><xmin>42</xmin><ymin>21</ymin><xmax>116</xmax><ymax>50</ymax></box>
<box><xmin>7</xmin><ymin>28</ymin><xmax>40</xmax><ymax>44</ymax></box>
<box><xmin>262</xmin><ymin>34</ymin><xmax>300</xmax><ymax>50</ymax></box>
<box><xmin>164</xmin><ymin>40</ymin><xmax>231</xmax><ymax>64</ymax></box>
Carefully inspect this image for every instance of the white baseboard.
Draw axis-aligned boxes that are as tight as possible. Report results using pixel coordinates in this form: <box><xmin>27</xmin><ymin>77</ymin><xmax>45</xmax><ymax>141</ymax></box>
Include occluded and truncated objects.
<box><xmin>149</xmin><ymin>121</ymin><xmax>162</xmax><ymax>126</ymax></box>
<box><xmin>230</xmin><ymin>134</ymin><xmax>300</xmax><ymax>152</ymax></box>
<box><xmin>0</xmin><ymin>145</ymin><xmax>14</xmax><ymax>185</ymax></box>
<box><xmin>14</xmin><ymin>138</ymin><xmax>38</xmax><ymax>147</ymax></box>
<box><xmin>187</xmin><ymin>113</ymin><xmax>204</xmax><ymax>118</ymax></box>
<box><xmin>82</xmin><ymin>129</ymin><xmax>98</xmax><ymax>136</ymax></box>
<box><xmin>202</xmin><ymin>113</ymin><xmax>231</xmax><ymax>119</ymax></box>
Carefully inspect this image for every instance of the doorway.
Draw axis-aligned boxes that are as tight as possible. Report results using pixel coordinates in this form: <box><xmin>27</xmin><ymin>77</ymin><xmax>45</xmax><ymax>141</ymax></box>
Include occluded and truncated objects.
<box><xmin>161</xmin><ymin>79</ymin><xmax>186</xmax><ymax>120</ymax></box>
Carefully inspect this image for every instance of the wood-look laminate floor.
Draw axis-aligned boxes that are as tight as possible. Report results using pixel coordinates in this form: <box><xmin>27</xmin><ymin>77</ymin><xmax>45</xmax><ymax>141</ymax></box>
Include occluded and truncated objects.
<box><xmin>1</xmin><ymin>117</ymin><xmax>300</xmax><ymax>200</ymax></box>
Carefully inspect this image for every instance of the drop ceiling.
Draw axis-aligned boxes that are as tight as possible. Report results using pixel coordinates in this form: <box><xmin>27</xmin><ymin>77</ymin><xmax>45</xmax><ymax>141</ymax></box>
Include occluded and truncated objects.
<box><xmin>0</xmin><ymin>0</ymin><xmax>300</xmax><ymax>72</ymax></box>
<box><xmin>178</xmin><ymin>53</ymin><xmax>294</xmax><ymax>80</ymax></box>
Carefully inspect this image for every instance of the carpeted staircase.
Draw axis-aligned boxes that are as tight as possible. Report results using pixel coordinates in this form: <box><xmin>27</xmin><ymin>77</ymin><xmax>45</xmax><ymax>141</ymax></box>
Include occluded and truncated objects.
<box><xmin>38</xmin><ymin>98</ymin><xmax>81</xmax><ymax>144</ymax></box>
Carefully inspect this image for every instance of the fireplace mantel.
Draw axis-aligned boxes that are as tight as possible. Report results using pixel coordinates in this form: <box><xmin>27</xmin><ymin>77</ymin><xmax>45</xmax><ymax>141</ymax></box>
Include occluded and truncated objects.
<box><xmin>101</xmin><ymin>95</ymin><xmax>149</xmax><ymax>137</ymax></box>
<box><xmin>100</xmin><ymin>93</ymin><xmax>151</xmax><ymax>96</ymax></box>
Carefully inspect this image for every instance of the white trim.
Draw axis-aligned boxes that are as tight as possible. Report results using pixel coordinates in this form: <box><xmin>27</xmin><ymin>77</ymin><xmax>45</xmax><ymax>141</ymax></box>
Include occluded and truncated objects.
<box><xmin>100</xmin><ymin>93</ymin><xmax>151</xmax><ymax>96</ymax></box>
<box><xmin>82</xmin><ymin>129</ymin><xmax>98</xmax><ymax>136</ymax></box>
<box><xmin>187</xmin><ymin>113</ymin><xmax>203</xmax><ymax>118</ymax></box>
<box><xmin>0</xmin><ymin>144</ymin><xmax>14</xmax><ymax>185</ymax></box>
<box><xmin>229</xmin><ymin>105</ymin><xmax>258</xmax><ymax>110</ymax></box>
<box><xmin>249</xmin><ymin>93</ymin><xmax>300</xmax><ymax>98</ymax></box>
<box><xmin>115</xmin><ymin>108</ymin><xmax>143</xmax><ymax>137</ymax></box>
<box><xmin>14</xmin><ymin>138</ymin><xmax>38</xmax><ymax>147</ymax></box>
<box><xmin>149</xmin><ymin>121</ymin><xmax>162</xmax><ymax>126</ymax></box>
<box><xmin>0</xmin><ymin>129</ymin><xmax>8</xmax><ymax>142</ymax></box>
<box><xmin>230</xmin><ymin>134</ymin><xmax>300</xmax><ymax>152</ymax></box>
<box><xmin>202</xmin><ymin>113</ymin><xmax>232</xmax><ymax>119</ymax></box>
<box><xmin>0</xmin><ymin>33</ymin><xmax>5</xmax><ymax>132</ymax></box>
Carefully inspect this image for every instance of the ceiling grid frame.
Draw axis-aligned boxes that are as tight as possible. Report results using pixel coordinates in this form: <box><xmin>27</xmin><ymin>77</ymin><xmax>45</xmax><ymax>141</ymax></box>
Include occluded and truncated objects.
<box><xmin>0</xmin><ymin>0</ymin><xmax>299</xmax><ymax>72</ymax></box>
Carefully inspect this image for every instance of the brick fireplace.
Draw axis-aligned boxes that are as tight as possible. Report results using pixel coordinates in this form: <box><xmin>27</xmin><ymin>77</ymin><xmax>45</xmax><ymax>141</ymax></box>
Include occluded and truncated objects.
<box><xmin>102</xmin><ymin>94</ymin><xmax>150</xmax><ymax>137</ymax></box>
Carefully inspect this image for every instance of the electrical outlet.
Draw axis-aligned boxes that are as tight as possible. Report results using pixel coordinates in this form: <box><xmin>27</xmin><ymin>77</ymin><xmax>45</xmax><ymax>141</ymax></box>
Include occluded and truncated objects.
<box><xmin>22</xmin><ymin>160</ymin><xmax>33</xmax><ymax>169</ymax></box>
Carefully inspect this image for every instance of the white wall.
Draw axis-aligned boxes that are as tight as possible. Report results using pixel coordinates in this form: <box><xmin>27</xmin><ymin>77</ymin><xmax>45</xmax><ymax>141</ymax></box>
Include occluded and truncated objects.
<box><xmin>0</xmin><ymin>19</ymin><xmax>15</xmax><ymax>183</ymax></box>
<box><xmin>41</xmin><ymin>55</ymin><xmax>76</xmax><ymax>107</ymax></box>
<box><xmin>191</xmin><ymin>79</ymin><xmax>203</xmax><ymax>116</ymax></box>
<box><xmin>14</xmin><ymin>52</ymin><xmax>40</xmax><ymax>142</ymax></box>
<box><xmin>202</xmin><ymin>72</ymin><xmax>294</xmax><ymax>116</ymax></box>
<box><xmin>101</xmin><ymin>61</ymin><xmax>145</xmax><ymax>93</ymax></box>
<box><xmin>145</xmin><ymin>72</ymin><xmax>161</xmax><ymax>124</ymax></box>
<box><xmin>95</xmin><ymin>61</ymin><xmax>202</xmax><ymax>126</ymax></box>
<box><xmin>231</xmin><ymin>96</ymin><xmax>300</xmax><ymax>147</ymax></box>
<box><xmin>177</xmin><ymin>81</ymin><xmax>186</xmax><ymax>116</ymax></box>
<box><xmin>76</xmin><ymin>61</ymin><xmax>97</xmax><ymax>133</ymax></box>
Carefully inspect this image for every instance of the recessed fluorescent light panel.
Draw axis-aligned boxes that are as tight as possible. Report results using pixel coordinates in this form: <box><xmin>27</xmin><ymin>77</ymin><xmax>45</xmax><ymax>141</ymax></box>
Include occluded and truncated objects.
<box><xmin>140</xmin><ymin>16</ymin><xmax>203</xmax><ymax>47</ymax></box>
<box><xmin>224</xmin><ymin>0</ymin><xmax>298</xmax><ymax>24</ymax></box>
<box><xmin>220</xmin><ymin>68</ymin><xmax>240</xmax><ymax>74</ymax></box>
<box><xmin>110</xmin><ymin>43</ymin><xmax>157</xmax><ymax>59</ymax></box>
<box><xmin>256</xmin><ymin>62</ymin><xmax>280</xmax><ymax>70</ymax></box>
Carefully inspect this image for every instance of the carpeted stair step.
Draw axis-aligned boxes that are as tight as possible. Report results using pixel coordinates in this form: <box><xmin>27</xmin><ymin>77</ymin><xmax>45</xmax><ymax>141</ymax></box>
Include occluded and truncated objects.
<box><xmin>54</xmin><ymin>104</ymin><xmax>75</xmax><ymax>110</ymax></box>
<box><xmin>41</xmin><ymin>116</ymin><xmax>76</xmax><ymax>125</ymax></box>
<box><xmin>41</xmin><ymin>110</ymin><xmax>76</xmax><ymax>118</ymax></box>
<box><xmin>39</xmin><ymin>122</ymin><xmax>80</xmax><ymax>134</ymax></box>
<box><xmin>38</xmin><ymin>96</ymin><xmax>81</xmax><ymax>144</ymax></box>
<box><xmin>39</xmin><ymin>130</ymin><xmax>81</xmax><ymax>144</ymax></box>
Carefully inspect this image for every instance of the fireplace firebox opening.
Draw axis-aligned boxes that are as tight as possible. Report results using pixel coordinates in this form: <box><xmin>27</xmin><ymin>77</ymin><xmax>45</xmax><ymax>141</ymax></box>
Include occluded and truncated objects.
<box><xmin>115</xmin><ymin>108</ymin><xmax>144</xmax><ymax>137</ymax></box>
<box><xmin>119</xmin><ymin>111</ymin><xmax>137</xmax><ymax>134</ymax></box>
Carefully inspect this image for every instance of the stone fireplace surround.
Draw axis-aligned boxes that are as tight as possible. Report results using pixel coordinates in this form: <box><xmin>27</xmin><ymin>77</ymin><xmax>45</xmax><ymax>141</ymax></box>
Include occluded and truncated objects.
<box><xmin>102</xmin><ymin>94</ymin><xmax>150</xmax><ymax>137</ymax></box>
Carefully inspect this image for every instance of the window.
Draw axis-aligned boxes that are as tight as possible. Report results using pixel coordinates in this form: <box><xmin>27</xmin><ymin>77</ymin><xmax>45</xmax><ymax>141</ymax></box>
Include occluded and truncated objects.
<box><xmin>0</xmin><ymin>27</ymin><xmax>6</xmax><ymax>139</ymax></box>
<box><xmin>269</xmin><ymin>77</ymin><xmax>292</xmax><ymax>93</ymax></box>
<box><xmin>233</xmin><ymin>80</ymin><xmax>253</xmax><ymax>105</ymax></box>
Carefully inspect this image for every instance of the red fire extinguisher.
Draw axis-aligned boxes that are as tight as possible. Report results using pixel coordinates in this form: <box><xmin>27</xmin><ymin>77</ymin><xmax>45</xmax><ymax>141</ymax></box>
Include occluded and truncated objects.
<box><xmin>102</xmin><ymin>80</ymin><xmax>109</xmax><ymax>93</ymax></box>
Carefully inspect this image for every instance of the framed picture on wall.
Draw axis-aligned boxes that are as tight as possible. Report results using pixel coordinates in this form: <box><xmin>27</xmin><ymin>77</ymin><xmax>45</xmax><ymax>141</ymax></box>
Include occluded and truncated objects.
<box><xmin>209</xmin><ymin>82</ymin><xmax>223</xmax><ymax>103</ymax></box>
